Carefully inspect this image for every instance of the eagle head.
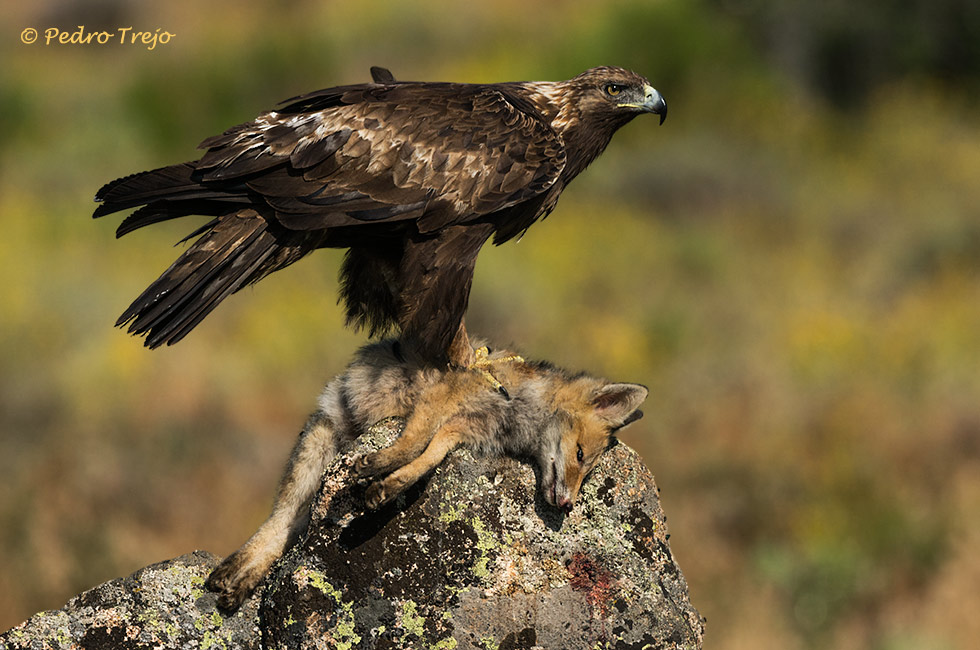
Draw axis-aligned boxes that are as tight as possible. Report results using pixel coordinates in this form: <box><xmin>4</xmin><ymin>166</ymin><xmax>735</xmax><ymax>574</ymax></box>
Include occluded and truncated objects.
<box><xmin>533</xmin><ymin>67</ymin><xmax>665</xmax><ymax>181</ymax></box>
<box><xmin>565</xmin><ymin>66</ymin><xmax>667</xmax><ymax>126</ymax></box>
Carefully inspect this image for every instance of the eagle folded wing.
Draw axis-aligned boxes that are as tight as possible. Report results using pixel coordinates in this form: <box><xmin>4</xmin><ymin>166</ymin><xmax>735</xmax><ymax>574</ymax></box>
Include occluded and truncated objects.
<box><xmin>193</xmin><ymin>83</ymin><xmax>566</xmax><ymax>233</ymax></box>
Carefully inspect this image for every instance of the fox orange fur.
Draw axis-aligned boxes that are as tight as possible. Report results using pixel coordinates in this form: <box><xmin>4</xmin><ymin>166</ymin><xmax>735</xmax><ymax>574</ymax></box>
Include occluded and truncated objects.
<box><xmin>206</xmin><ymin>339</ymin><xmax>647</xmax><ymax>610</ymax></box>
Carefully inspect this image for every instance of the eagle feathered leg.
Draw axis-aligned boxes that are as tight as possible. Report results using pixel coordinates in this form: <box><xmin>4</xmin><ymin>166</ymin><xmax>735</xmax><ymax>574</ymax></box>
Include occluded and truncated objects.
<box><xmin>447</xmin><ymin>320</ymin><xmax>476</xmax><ymax>368</ymax></box>
<box><xmin>397</xmin><ymin>224</ymin><xmax>494</xmax><ymax>366</ymax></box>
<box><xmin>395</xmin><ymin>227</ymin><xmax>524</xmax><ymax>392</ymax></box>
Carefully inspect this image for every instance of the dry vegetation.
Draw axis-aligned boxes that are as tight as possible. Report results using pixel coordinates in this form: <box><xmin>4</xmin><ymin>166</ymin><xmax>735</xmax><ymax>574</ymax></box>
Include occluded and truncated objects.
<box><xmin>2</xmin><ymin>2</ymin><xmax>979</xmax><ymax>648</ymax></box>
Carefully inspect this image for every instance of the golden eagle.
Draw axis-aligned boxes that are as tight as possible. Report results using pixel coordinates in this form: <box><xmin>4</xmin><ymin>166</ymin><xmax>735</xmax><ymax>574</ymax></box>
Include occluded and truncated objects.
<box><xmin>94</xmin><ymin>66</ymin><xmax>666</xmax><ymax>366</ymax></box>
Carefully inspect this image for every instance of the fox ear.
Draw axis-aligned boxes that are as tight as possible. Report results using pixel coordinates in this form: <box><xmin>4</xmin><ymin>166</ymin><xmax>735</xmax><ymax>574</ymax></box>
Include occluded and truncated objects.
<box><xmin>592</xmin><ymin>383</ymin><xmax>649</xmax><ymax>429</ymax></box>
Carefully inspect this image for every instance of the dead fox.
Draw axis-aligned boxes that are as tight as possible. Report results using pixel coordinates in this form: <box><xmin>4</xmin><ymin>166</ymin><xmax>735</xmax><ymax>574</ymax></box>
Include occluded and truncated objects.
<box><xmin>206</xmin><ymin>339</ymin><xmax>648</xmax><ymax>610</ymax></box>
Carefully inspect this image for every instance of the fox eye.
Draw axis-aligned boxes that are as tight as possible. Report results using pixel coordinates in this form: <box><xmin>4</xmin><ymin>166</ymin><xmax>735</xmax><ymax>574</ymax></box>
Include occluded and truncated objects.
<box><xmin>576</xmin><ymin>445</ymin><xmax>584</xmax><ymax>463</ymax></box>
<box><xmin>604</xmin><ymin>83</ymin><xmax>623</xmax><ymax>97</ymax></box>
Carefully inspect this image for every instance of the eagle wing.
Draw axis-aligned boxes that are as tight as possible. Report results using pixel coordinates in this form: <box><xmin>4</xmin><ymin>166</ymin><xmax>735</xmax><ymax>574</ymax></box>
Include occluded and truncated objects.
<box><xmin>194</xmin><ymin>83</ymin><xmax>566</xmax><ymax>234</ymax></box>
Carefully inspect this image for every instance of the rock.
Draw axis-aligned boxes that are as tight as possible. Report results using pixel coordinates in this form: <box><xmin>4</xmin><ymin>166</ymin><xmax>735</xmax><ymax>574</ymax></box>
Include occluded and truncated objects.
<box><xmin>0</xmin><ymin>551</ymin><xmax>260</xmax><ymax>650</ymax></box>
<box><xmin>259</xmin><ymin>418</ymin><xmax>703</xmax><ymax>649</ymax></box>
<box><xmin>1</xmin><ymin>418</ymin><xmax>703</xmax><ymax>649</ymax></box>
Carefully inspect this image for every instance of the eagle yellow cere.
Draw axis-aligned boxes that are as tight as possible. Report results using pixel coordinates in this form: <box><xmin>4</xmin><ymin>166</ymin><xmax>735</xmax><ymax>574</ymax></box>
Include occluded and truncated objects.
<box><xmin>94</xmin><ymin>66</ymin><xmax>666</xmax><ymax>365</ymax></box>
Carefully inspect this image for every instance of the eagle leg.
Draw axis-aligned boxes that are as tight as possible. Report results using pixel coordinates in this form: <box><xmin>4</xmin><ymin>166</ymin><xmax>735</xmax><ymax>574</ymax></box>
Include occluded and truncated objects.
<box><xmin>448</xmin><ymin>320</ymin><xmax>524</xmax><ymax>399</ymax></box>
<box><xmin>447</xmin><ymin>319</ymin><xmax>476</xmax><ymax>368</ymax></box>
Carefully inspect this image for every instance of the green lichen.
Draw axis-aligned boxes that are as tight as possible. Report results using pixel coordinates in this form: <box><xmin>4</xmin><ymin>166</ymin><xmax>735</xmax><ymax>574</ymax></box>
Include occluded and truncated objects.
<box><xmin>470</xmin><ymin>516</ymin><xmax>498</xmax><ymax>580</ymax></box>
<box><xmin>398</xmin><ymin>600</ymin><xmax>425</xmax><ymax>638</ymax></box>
<box><xmin>437</xmin><ymin>479</ymin><xmax>467</xmax><ymax>523</ymax></box>
<box><xmin>479</xmin><ymin>637</ymin><xmax>500</xmax><ymax>650</ymax></box>
<box><xmin>307</xmin><ymin>570</ymin><xmax>334</xmax><ymax>597</ymax></box>
<box><xmin>304</xmin><ymin>570</ymin><xmax>361</xmax><ymax>649</ymax></box>
<box><xmin>334</xmin><ymin>615</ymin><xmax>362</xmax><ymax>650</ymax></box>
<box><xmin>193</xmin><ymin>607</ymin><xmax>223</xmax><ymax>634</ymax></box>
<box><xmin>190</xmin><ymin>574</ymin><xmax>206</xmax><ymax>599</ymax></box>
<box><xmin>166</xmin><ymin>565</ymin><xmax>193</xmax><ymax>591</ymax></box>
<box><xmin>439</xmin><ymin>500</ymin><xmax>464</xmax><ymax>523</ymax></box>
<box><xmin>201</xmin><ymin>629</ymin><xmax>228</xmax><ymax>650</ymax></box>
<box><xmin>433</xmin><ymin>637</ymin><xmax>458</xmax><ymax>649</ymax></box>
<box><xmin>54</xmin><ymin>627</ymin><xmax>71</xmax><ymax>647</ymax></box>
<box><xmin>137</xmin><ymin>607</ymin><xmax>161</xmax><ymax>629</ymax></box>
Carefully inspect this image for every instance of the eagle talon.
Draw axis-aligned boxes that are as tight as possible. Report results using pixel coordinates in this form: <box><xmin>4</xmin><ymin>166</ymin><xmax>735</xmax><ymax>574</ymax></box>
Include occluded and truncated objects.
<box><xmin>469</xmin><ymin>345</ymin><xmax>523</xmax><ymax>398</ymax></box>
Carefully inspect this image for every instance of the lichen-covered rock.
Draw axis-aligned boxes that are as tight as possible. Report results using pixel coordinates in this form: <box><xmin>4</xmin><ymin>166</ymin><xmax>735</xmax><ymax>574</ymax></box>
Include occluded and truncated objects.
<box><xmin>0</xmin><ymin>551</ymin><xmax>260</xmax><ymax>650</ymax></box>
<box><xmin>262</xmin><ymin>419</ymin><xmax>704</xmax><ymax>650</ymax></box>
<box><xmin>0</xmin><ymin>419</ymin><xmax>703</xmax><ymax>650</ymax></box>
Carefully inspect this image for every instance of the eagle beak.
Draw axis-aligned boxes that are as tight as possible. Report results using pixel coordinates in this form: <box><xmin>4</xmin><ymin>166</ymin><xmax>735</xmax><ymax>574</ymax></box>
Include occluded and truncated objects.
<box><xmin>642</xmin><ymin>85</ymin><xmax>667</xmax><ymax>125</ymax></box>
<box><xmin>618</xmin><ymin>85</ymin><xmax>667</xmax><ymax>124</ymax></box>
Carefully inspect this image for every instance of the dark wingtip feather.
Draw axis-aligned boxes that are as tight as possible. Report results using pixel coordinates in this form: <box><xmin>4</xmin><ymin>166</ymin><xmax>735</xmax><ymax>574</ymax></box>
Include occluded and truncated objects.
<box><xmin>92</xmin><ymin>202</ymin><xmax>114</xmax><ymax>219</ymax></box>
<box><xmin>114</xmin><ymin>211</ymin><xmax>286</xmax><ymax>349</ymax></box>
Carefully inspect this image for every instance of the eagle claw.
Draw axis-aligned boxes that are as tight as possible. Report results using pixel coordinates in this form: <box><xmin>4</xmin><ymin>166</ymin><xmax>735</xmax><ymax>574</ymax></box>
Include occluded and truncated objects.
<box><xmin>469</xmin><ymin>346</ymin><xmax>523</xmax><ymax>398</ymax></box>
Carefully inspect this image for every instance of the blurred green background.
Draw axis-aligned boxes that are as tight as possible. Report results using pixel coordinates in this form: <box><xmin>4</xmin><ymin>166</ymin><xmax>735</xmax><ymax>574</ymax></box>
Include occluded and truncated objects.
<box><xmin>3</xmin><ymin>1</ymin><xmax>979</xmax><ymax>647</ymax></box>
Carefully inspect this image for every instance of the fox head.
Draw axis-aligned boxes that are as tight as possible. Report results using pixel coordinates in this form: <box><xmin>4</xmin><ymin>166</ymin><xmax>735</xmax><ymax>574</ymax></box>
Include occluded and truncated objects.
<box><xmin>538</xmin><ymin>379</ymin><xmax>648</xmax><ymax>513</ymax></box>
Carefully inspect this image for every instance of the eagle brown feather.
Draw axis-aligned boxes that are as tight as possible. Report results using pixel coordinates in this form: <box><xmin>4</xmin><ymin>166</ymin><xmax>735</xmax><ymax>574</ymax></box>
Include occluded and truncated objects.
<box><xmin>94</xmin><ymin>66</ymin><xmax>665</xmax><ymax>363</ymax></box>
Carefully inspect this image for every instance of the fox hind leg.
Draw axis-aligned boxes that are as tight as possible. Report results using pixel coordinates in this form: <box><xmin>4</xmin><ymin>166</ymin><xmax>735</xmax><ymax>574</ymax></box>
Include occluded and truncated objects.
<box><xmin>206</xmin><ymin>411</ymin><xmax>340</xmax><ymax>610</ymax></box>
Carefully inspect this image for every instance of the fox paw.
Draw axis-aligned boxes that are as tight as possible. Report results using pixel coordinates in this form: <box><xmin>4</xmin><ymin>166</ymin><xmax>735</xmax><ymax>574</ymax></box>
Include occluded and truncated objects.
<box><xmin>205</xmin><ymin>553</ymin><xmax>262</xmax><ymax>611</ymax></box>
<box><xmin>353</xmin><ymin>454</ymin><xmax>381</xmax><ymax>478</ymax></box>
<box><xmin>365</xmin><ymin>482</ymin><xmax>389</xmax><ymax>509</ymax></box>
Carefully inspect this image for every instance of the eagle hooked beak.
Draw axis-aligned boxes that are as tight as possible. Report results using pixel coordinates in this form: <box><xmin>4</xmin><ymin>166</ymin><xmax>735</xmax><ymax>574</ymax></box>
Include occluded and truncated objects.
<box><xmin>620</xmin><ymin>85</ymin><xmax>667</xmax><ymax>124</ymax></box>
<box><xmin>643</xmin><ymin>86</ymin><xmax>667</xmax><ymax>125</ymax></box>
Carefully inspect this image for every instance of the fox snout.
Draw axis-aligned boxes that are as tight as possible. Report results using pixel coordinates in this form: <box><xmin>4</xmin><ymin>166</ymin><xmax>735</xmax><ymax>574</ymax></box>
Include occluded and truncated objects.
<box><xmin>546</xmin><ymin>459</ymin><xmax>575</xmax><ymax>513</ymax></box>
<box><xmin>552</xmin><ymin>476</ymin><xmax>578</xmax><ymax>514</ymax></box>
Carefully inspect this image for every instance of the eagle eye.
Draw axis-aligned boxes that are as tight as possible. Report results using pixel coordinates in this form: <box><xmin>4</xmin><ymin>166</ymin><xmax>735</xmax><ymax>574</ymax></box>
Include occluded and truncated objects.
<box><xmin>604</xmin><ymin>83</ymin><xmax>623</xmax><ymax>97</ymax></box>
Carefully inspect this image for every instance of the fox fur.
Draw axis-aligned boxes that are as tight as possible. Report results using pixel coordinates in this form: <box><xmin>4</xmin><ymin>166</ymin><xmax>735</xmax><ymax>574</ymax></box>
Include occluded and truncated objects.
<box><xmin>205</xmin><ymin>339</ymin><xmax>648</xmax><ymax>610</ymax></box>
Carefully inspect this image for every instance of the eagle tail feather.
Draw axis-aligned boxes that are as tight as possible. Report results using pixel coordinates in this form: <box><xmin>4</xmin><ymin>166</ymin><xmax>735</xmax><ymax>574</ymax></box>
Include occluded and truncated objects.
<box><xmin>94</xmin><ymin>163</ymin><xmax>243</xmax><ymax>236</ymax></box>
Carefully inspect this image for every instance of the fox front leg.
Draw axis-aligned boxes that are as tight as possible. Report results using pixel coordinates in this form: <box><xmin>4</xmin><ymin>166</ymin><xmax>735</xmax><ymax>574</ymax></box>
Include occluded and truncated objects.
<box><xmin>365</xmin><ymin>424</ymin><xmax>463</xmax><ymax>509</ymax></box>
<box><xmin>353</xmin><ymin>412</ymin><xmax>441</xmax><ymax>478</ymax></box>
